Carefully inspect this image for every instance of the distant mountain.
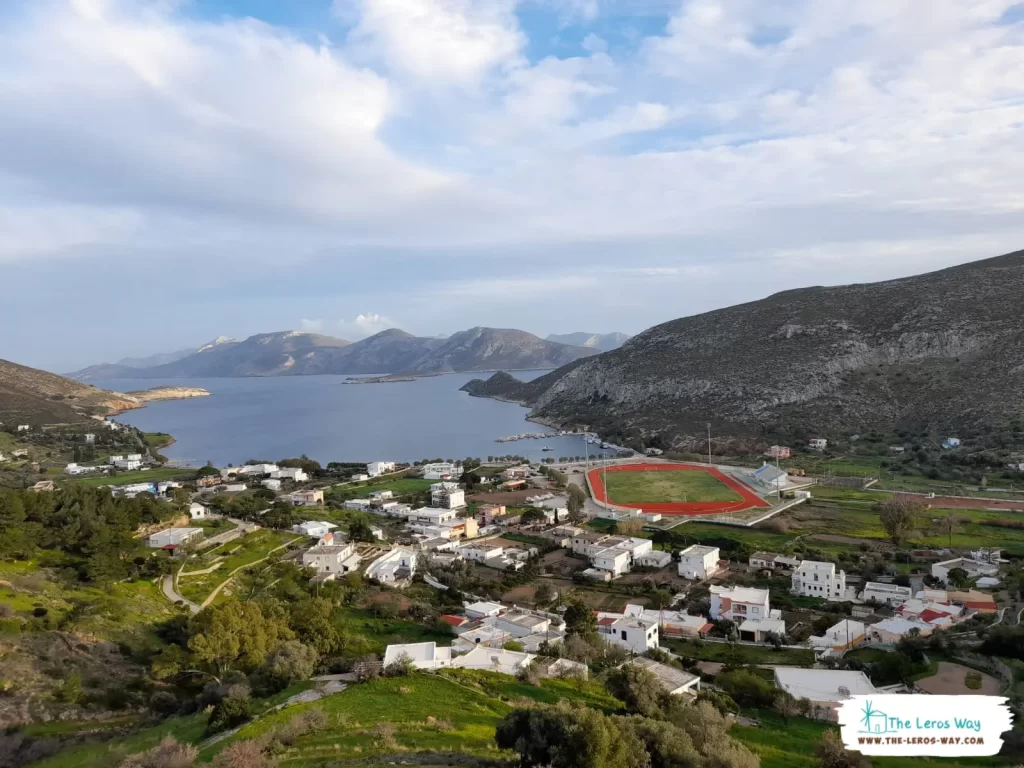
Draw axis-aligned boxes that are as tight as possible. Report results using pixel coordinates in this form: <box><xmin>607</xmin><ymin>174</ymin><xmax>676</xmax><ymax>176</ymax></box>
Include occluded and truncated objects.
<box><xmin>64</xmin><ymin>327</ymin><xmax>597</xmax><ymax>379</ymax></box>
<box><xmin>546</xmin><ymin>332</ymin><xmax>631</xmax><ymax>352</ymax></box>
<box><xmin>464</xmin><ymin>249</ymin><xmax>1024</xmax><ymax>448</ymax></box>
<box><xmin>1</xmin><ymin>359</ymin><xmax>140</xmax><ymax>425</ymax></box>
<box><xmin>67</xmin><ymin>337</ymin><xmax>238</xmax><ymax>380</ymax></box>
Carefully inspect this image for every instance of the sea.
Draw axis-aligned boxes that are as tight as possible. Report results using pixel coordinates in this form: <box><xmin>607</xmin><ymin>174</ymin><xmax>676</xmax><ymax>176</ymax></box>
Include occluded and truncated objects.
<box><xmin>94</xmin><ymin>372</ymin><xmax>616</xmax><ymax>467</ymax></box>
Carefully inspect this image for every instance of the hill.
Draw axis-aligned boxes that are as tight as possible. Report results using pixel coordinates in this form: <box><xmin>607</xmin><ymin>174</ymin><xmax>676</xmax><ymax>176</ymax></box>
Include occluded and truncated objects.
<box><xmin>0</xmin><ymin>359</ymin><xmax>141</xmax><ymax>425</ymax></box>
<box><xmin>464</xmin><ymin>249</ymin><xmax>1024</xmax><ymax>448</ymax></box>
<box><xmin>65</xmin><ymin>327</ymin><xmax>597</xmax><ymax>379</ymax></box>
<box><xmin>547</xmin><ymin>331</ymin><xmax>631</xmax><ymax>352</ymax></box>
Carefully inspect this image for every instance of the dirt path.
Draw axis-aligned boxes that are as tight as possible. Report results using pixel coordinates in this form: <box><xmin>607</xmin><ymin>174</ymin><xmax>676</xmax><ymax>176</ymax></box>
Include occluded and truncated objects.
<box><xmin>162</xmin><ymin>574</ymin><xmax>200</xmax><ymax>614</ymax></box>
<box><xmin>916</xmin><ymin>662</ymin><xmax>1000</xmax><ymax>695</ymax></box>
<box><xmin>199</xmin><ymin>537</ymin><xmax>302</xmax><ymax>609</ymax></box>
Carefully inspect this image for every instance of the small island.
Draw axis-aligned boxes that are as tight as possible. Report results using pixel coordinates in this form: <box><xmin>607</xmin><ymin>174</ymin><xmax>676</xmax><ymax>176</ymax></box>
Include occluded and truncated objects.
<box><xmin>125</xmin><ymin>386</ymin><xmax>212</xmax><ymax>402</ymax></box>
<box><xmin>343</xmin><ymin>375</ymin><xmax>418</xmax><ymax>384</ymax></box>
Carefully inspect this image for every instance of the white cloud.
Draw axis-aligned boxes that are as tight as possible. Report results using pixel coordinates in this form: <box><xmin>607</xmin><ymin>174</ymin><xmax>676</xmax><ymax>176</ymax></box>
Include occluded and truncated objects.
<box><xmin>345</xmin><ymin>0</ymin><xmax>524</xmax><ymax>84</ymax></box>
<box><xmin>338</xmin><ymin>313</ymin><xmax>396</xmax><ymax>338</ymax></box>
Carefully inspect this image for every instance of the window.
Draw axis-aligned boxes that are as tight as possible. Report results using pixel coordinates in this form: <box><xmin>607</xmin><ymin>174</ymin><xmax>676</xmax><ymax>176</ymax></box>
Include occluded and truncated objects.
<box><xmin>621</xmin><ymin>630</ymin><xmax>628</xmax><ymax>640</ymax></box>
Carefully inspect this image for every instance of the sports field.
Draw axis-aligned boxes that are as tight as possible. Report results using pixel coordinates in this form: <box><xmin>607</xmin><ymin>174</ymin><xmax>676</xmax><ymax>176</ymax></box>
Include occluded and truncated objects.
<box><xmin>604</xmin><ymin>468</ymin><xmax>742</xmax><ymax>504</ymax></box>
<box><xmin>587</xmin><ymin>462</ymin><xmax>770</xmax><ymax>516</ymax></box>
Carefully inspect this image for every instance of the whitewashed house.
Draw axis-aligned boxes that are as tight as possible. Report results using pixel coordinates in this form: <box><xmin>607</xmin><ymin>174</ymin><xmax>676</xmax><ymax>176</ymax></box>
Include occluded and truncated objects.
<box><xmin>261</xmin><ymin>478</ymin><xmax>282</xmax><ymax>491</ymax></box>
<box><xmin>464</xmin><ymin>601</ymin><xmax>504</xmax><ymax>619</ymax></box>
<box><xmin>270</xmin><ymin>467</ymin><xmax>308</xmax><ymax>482</ymax></box>
<box><xmin>242</xmin><ymin>463</ymin><xmax>279</xmax><ymax>476</ymax></box>
<box><xmin>773</xmin><ymin>668</ymin><xmax>876</xmax><ymax>721</ymax></box>
<box><xmin>931</xmin><ymin>557</ymin><xmax>998</xmax><ymax>584</ymax></box>
<box><xmin>677</xmin><ymin>544</ymin><xmax>721</xmax><ymax>580</ymax></box>
<box><xmin>189</xmin><ymin>502</ymin><xmax>209</xmax><ymax>520</ymax></box>
<box><xmin>808</xmin><ymin>438</ymin><xmax>828</xmax><ymax>450</ymax></box>
<box><xmin>861</xmin><ymin>582</ymin><xmax>911</xmax><ymax>605</ymax></box>
<box><xmin>629</xmin><ymin>657</ymin><xmax>701</xmax><ymax>698</ymax></box>
<box><xmin>367</xmin><ymin>461</ymin><xmax>396</xmax><ymax>477</ymax></box>
<box><xmin>383</xmin><ymin>642</ymin><xmax>454</xmax><ymax>670</ymax></box>
<box><xmin>636</xmin><ymin>550</ymin><xmax>673</xmax><ymax>568</ymax></box>
<box><xmin>592</xmin><ymin>548</ymin><xmax>631</xmax><ymax>577</ymax></box>
<box><xmin>293</xmin><ymin>520</ymin><xmax>337</xmax><ymax>538</ymax></box>
<box><xmin>810</xmin><ymin>620</ymin><xmax>866</xmax><ymax>652</ymax></box>
<box><xmin>366</xmin><ymin>548</ymin><xmax>417</xmax><ymax>583</ymax></box>
<box><xmin>148</xmin><ymin>528</ymin><xmax>202</xmax><ymax>550</ymax></box>
<box><xmin>598</xmin><ymin>615</ymin><xmax>659</xmax><ymax>654</ymax></box>
<box><xmin>431</xmin><ymin>482</ymin><xmax>466</xmax><ymax>509</ymax></box>
<box><xmin>302</xmin><ymin>540</ymin><xmax>360</xmax><ymax>576</ymax></box>
<box><xmin>792</xmin><ymin>560</ymin><xmax>847</xmax><ymax>600</ymax></box>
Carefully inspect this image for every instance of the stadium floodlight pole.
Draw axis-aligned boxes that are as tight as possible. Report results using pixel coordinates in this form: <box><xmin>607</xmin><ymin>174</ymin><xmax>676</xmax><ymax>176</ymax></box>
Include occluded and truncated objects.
<box><xmin>707</xmin><ymin>423</ymin><xmax>712</xmax><ymax>467</ymax></box>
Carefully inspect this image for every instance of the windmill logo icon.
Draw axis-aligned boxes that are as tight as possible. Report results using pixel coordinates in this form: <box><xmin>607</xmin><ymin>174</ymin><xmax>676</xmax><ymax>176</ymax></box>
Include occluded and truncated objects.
<box><xmin>860</xmin><ymin>701</ymin><xmax>890</xmax><ymax>734</ymax></box>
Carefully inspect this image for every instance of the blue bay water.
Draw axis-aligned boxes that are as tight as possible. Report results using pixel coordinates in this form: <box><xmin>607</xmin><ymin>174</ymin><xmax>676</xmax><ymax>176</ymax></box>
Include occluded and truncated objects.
<box><xmin>95</xmin><ymin>373</ymin><xmax>613</xmax><ymax>467</ymax></box>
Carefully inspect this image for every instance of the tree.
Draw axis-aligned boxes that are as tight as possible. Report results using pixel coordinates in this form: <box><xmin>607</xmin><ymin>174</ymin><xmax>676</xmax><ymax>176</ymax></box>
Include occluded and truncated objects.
<box><xmin>614</xmin><ymin>716</ymin><xmax>701</xmax><ymax>768</ymax></box>
<box><xmin>211</xmin><ymin>741</ymin><xmax>275</xmax><ymax>768</ymax></box>
<box><xmin>563</xmin><ymin>595</ymin><xmax>597</xmax><ymax>639</ymax></box>
<box><xmin>495</xmin><ymin>704</ymin><xmax>644</xmax><ymax>768</ymax></box>
<box><xmin>606</xmin><ymin>664</ymin><xmax>667</xmax><ymax>718</ymax></box>
<box><xmin>534</xmin><ymin>582</ymin><xmax>556</xmax><ymax>606</ymax></box>
<box><xmin>119</xmin><ymin>735</ymin><xmax>197</xmax><ymax>768</ymax></box>
<box><xmin>616</xmin><ymin>519</ymin><xmax>644</xmax><ymax>536</ymax></box>
<box><xmin>877</xmin><ymin>497</ymin><xmax>924</xmax><ymax>547</ymax></box>
<box><xmin>188</xmin><ymin>601</ymin><xmax>294</xmax><ymax>676</ymax></box>
<box><xmin>207</xmin><ymin>693</ymin><xmax>252</xmax><ymax>734</ymax></box>
<box><xmin>261</xmin><ymin>640</ymin><xmax>318</xmax><ymax>690</ymax></box>
<box><xmin>816</xmin><ymin>729</ymin><xmax>868</xmax><ymax>768</ymax></box>
<box><xmin>348</xmin><ymin>518</ymin><xmax>375</xmax><ymax>543</ymax></box>
<box><xmin>520</xmin><ymin>508</ymin><xmax>548</xmax><ymax>525</ymax></box>
<box><xmin>716</xmin><ymin>669</ymin><xmax>776</xmax><ymax>708</ymax></box>
<box><xmin>946</xmin><ymin>566</ymin><xmax>971</xmax><ymax>589</ymax></box>
<box><xmin>567</xmin><ymin>493</ymin><xmax>584</xmax><ymax>523</ymax></box>
<box><xmin>935</xmin><ymin>513</ymin><xmax>962</xmax><ymax>547</ymax></box>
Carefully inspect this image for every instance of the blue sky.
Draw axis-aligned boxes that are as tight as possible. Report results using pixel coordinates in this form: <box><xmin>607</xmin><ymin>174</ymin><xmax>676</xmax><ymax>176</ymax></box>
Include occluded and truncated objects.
<box><xmin>2</xmin><ymin>0</ymin><xmax>1024</xmax><ymax>371</ymax></box>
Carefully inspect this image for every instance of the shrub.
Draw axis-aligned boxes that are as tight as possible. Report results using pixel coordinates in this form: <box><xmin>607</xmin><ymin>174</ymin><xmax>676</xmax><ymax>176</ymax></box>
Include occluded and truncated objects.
<box><xmin>119</xmin><ymin>735</ymin><xmax>197</xmax><ymax>767</ymax></box>
<box><xmin>149</xmin><ymin>690</ymin><xmax>180</xmax><ymax>716</ymax></box>
<box><xmin>964</xmin><ymin>671</ymin><xmax>982</xmax><ymax>690</ymax></box>
<box><xmin>206</xmin><ymin>695</ymin><xmax>252</xmax><ymax>734</ymax></box>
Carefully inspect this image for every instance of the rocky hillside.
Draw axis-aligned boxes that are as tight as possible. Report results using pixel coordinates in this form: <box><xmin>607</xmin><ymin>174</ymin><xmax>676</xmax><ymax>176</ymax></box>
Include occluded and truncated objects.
<box><xmin>0</xmin><ymin>360</ymin><xmax>141</xmax><ymax>425</ymax></box>
<box><xmin>66</xmin><ymin>327</ymin><xmax>596</xmax><ymax>379</ymax></box>
<box><xmin>464</xmin><ymin>249</ymin><xmax>1024</xmax><ymax>447</ymax></box>
<box><xmin>546</xmin><ymin>331</ymin><xmax>631</xmax><ymax>352</ymax></box>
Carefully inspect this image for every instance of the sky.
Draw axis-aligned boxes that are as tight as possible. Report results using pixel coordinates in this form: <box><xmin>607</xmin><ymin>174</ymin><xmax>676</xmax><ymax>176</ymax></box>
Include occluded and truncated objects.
<box><xmin>3</xmin><ymin>0</ymin><xmax>1024</xmax><ymax>372</ymax></box>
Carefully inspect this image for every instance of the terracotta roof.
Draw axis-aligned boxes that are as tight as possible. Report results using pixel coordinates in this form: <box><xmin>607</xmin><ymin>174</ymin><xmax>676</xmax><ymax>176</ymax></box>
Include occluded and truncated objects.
<box><xmin>440</xmin><ymin>614</ymin><xmax>467</xmax><ymax>627</ymax></box>
<box><xmin>918</xmin><ymin>608</ymin><xmax>950</xmax><ymax>624</ymax></box>
<box><xmin>598</xmin><ymin>617</ymin><xmax>617</xmax><ymax>626</ymax></box>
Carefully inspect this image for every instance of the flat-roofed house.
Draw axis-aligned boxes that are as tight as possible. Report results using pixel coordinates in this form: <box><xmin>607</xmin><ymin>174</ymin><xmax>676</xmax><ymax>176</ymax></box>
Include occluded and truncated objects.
<box><xmin>628</xmin><ymin>657</ymin><xmax>701</xmax><ymax>699</ymax></box>
<box><xmin>773</xmin><ymin>668</ymin><xmax>876</xmax><ymax>721</ymax></box>
<box><xmin>383</xmin><ymin>642</ymin><xmax>453</xmax><ymax>670</ymax></box>
<box><xmin>678</xmin><ymin>544</ymin><xmax>721</xmax><ymax>580</ymax></box>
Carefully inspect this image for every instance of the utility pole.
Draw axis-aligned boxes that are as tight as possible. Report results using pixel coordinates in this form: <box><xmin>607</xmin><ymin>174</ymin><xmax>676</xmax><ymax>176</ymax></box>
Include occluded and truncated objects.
<box><xmin>707</xmin><ymin>423</ymin><xmax>712</xmax><ymax>467</ymax></box>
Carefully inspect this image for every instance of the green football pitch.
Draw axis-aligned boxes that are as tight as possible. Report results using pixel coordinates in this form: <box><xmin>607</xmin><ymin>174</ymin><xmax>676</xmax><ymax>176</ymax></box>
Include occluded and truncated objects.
<box><xmin>602</xmin><ymin>469</ymin><xmax>743</xmax><ymax>504</ymax></box>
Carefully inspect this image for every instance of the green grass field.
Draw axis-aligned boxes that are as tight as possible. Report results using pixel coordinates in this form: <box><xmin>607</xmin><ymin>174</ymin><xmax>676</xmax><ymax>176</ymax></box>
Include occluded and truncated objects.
<box><xmin>178</xmin><ymin>531</ymin><xmax>301</xmax><ymax>604</ymax></box>
<box><xmin>603</xmin><ymin>469</ymin><xmax>742</xmax><ymax>504</ymax></box>
<box><xmin>74</xmin><ymin>467</ymin><xmax>194</xmax><ymax>487</ymax></box>
<box><xmin>328</xmin><ymin>477</ymin><xmax>433</xmax><ymax>502</ymax></box>
<box><xmin>666</xmin><ymin>639</ymin><xmax>815</xmax><ymax>666</ymax></box>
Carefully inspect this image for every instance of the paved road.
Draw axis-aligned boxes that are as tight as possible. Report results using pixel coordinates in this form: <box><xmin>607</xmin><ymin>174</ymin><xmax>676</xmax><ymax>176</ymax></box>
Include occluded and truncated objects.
<box><xmin>162</xmin><ymin>574</ymin><xmax>200</xmax><ymax>614</ymax></box>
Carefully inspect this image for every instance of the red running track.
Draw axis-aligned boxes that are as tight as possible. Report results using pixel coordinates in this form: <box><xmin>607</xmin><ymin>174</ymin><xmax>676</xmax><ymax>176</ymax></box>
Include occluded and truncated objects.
<box><xmin>587</xmin><ymin>462</ymin><xmax>771</xmax><ymax>517</ymax></box>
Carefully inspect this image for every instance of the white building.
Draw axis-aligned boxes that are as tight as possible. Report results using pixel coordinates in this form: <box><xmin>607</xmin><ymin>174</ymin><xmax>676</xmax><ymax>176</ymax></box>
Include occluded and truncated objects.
<box><xmin>628</xmin><ymin>657</ymin><xmax>701</xmax><ymax>698</ymax></box>
<box><xmin>592</xmin><ymin>547</ymin><xmax>631</xmax><ymax>577</ymax></box>
<box><xmin>773</xmin><ymin>668</ymin><xmax>876</xmax><ymax>720</ymax></box>
<box><xmin>343</xmin><ymin>499</ymin><xmax>373</xmax><ymax>512</ymax></box>
<box><xmin>115</xmin><ymin>482</ymin><xmax>157</xmax><ymax>498</ymax></box>
<box><xmin>16</xmin><ymin>425</ymin><xmax>30</xmax><ymax>432</ymax></box>
<box><xmin>410</xmin><ymin>507</ymin><xmax>458</xmax><ymax>525</ymax></box>
<box><xmin>369</xmin><ymin>490</ymin><xmax>394</xmax><ymax>501</ymax></box>
<box><xmin>430</xmin><ymin>482</ymin><xmax>466</xmax><ymax>509</ymax></box>
<box><xmin>293</xmin><ymin>520</ymin><xmax>337</xmax><ymax>538</ymax></box>
<box><xmin>285</xmin><ymin>490</ymin><xmax>324</xmax><ymax>507</ymax></box>
<box><xmin>636</xmin><ymin>550</ymin><xmax>673</xmax><ymax>569</ymax></box>
<box><xmin>867</xmin><ymin>617</ymin><xmax>936</xmax><ymax>644</ymax></box>
<box><xmin>931</xmin><ymin>557</ymin><xmax>999</xmax><ymax>584</ymax></box>
<box><xmin>709</xmin><ymin>585</ymin><xmax>770</xmax><ymax>622</ymax></box>
<box><xmin>383</xmin><ymin>642</ymin><xmax>454</xmax><ymax>670</ymax></box>
<box><xmin>64</xmin><ymin>463</ymin><xmax>93</xmax><ymax>475</ymax></box>
<box><xmin>598</xmin><ymin>616</ymin><xmax>659</xmax><ymax>654</ymax></box>
<box><xmin>270</xmin><ymin>467</ymin><xmax>308</xmax><ymax>482</ymax></box>
<box><xmin>750</xmin><ymin>552</ymin><xmax>801</xmax><ymax>571</ymax></box>
<box><xmin>370</xmin><ymin>525</ymin><xmax>385</xmax><ymax>540</ymax></box>
<box><xmin>465</xmin><ymin>601</ymin><xmax>504</xmax><ymax>619</ymax></box>
<box><xmin>421</xmin><ymin>462</ymin><xmax>463</xmax><ymax>480</ymax></box>
<box><xmin>189</xmin><ymin>502</ymin><xmax>209</xmax><ymax>520</ymax></box>
<box><xmin>84</xmin><ymin>433</ymin><xmax>96</xmax><ymax>444</ymax></box>
<box><xmin>860</xmin><ymin>582</ymin><xmax>912</xmax><ymax>605</ymax></box>
<box><xmin>792</xmin><ymin>560</ymin><xmax>847</xmax><ymax>600</ymax></box>
<box><xmin>810</xmin><ymin>620</ymin><xmax>866</xmax><ymax>652</ymax></box>
<box><xmin>366</xmin><ymin>548</ymin><xmax>417</xmax><ymax>583</ymax></box>
<box><xmin>302</xmin><ymin>540</ymin><xmax>360</xmax><ymax>575</ymax></box>
<box><xmin>450</xmin><ymin>646</ymin><xmax>536</xmax><ymax>676</ymax></box>
<box><xmin>367</xmin><ymin>461</ymin><xmax>396</xmax><ymax>477</ymax></box>
<box><xmin>677</xmin><ymin>544</ymin><xmax>721</xmax><ymax>580</ymax></box>
<box><xmin>148</xmin><ymin>527</ymin><xmax>202</xmax><ymax>550</ymax></box>
<box><xmin>242</xmin><ymin>463</ymin><xmax>279</xmax><ymax>476</ymax></box>
<box><xmin>261</xmin><ymin>478</ymin><xmax>282</xmax><ymax>491</ymax></box>
<box><xmin>808</xmin><ymin>438</ymin><xmax>828</xmax><ymax>451</ymax></box>
<box><xmin>753</xmin><ymin>463</ymin><xmax>789</xmax><ymax>490</ymax></box>
<box><xmin>350</xmin><ymin>473</ymin><xmax>369</xmax><ymax>482</ymax></box>
<box><xmin>112</xmin><ymin>457</ymin><xmax>142</xmax><ymax>471</ymax></box>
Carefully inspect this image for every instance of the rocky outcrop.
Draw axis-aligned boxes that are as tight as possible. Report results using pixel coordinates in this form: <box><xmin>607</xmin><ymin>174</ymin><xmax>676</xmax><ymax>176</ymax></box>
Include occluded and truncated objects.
<box><xmin>468</xmin><ymin>249</ymin><xmax>1024</xmax><ymax>447</ymax></box>
<box><xmin>125</xmin><ymin>387</ymin><xmax>211</xmax><ymax>402</ymax></box>
<box><xmin>0</xmin><ymin>359</ymin><xmax>142</xmax><ymax>425</ymax></box>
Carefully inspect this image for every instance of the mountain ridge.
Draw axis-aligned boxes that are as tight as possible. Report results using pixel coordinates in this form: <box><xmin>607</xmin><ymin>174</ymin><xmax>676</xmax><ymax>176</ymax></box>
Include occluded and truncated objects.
<box><xmin>546</xmin><ymin>332</ymin><xmax>631</xmax><ymax>352</ymax></box>
<box><xmin>463</xmin><ymin>248</ymin><xmax>1024</xmax><ymax>448</ymax></box>
<box><xmin>65</xmin><ymin>327</ymin><xmax>598</xmax><ymax>380</ymax></box>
